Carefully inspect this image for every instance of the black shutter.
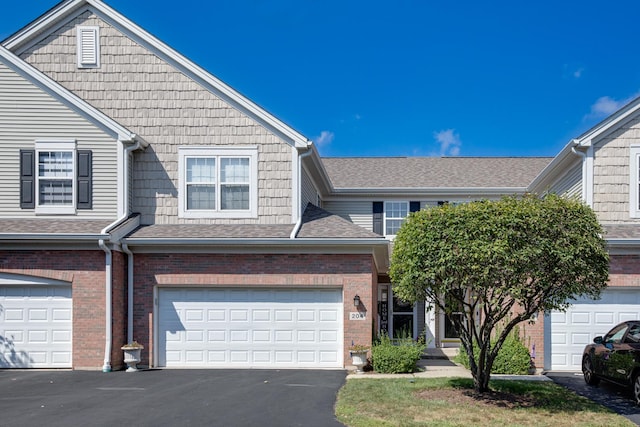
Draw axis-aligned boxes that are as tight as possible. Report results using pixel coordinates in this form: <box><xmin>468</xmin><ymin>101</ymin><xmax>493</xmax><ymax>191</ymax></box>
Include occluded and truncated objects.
<box><xmin>20</xmin><ymin>149</ymin><xmax>35</xmax><ymax>209</ymax></box>
<box><xmin>77</xmin><ymin>150</ymin><xmax>92</xmax><ymax>210</ymax></box>
<box><xmin>409</xmin><ymin>201</ymin><xmax>420</xmax><ymax>213</ymax></box>
<box><xmin>372</xmin><ymin>201</ymin><xmax>383</xmax><ymax>235</ymax></box>
<box><xmin>437</xmin><ymin>201</ymin><xmax>447</xmax><ymax>206</ymax></box>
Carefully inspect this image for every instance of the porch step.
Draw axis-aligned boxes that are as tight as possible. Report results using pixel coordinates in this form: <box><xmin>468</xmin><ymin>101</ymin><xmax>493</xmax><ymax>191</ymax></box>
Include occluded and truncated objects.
<box><xmin>423</xmin><ymin>347</ymin><xmax>460</xmax><ymax>360</ymax></box>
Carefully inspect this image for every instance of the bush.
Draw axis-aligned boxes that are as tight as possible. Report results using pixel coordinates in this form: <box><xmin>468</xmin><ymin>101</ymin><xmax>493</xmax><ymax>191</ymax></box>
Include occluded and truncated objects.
<box><xmin>371</xmin><ymin>332</ymin><xmax>426</xmax><ymax>374</ymax></box>
<box><xmin>454</xmin><ymin>327</ymin><xmax>532</xmax><ymax>375</ymax></box>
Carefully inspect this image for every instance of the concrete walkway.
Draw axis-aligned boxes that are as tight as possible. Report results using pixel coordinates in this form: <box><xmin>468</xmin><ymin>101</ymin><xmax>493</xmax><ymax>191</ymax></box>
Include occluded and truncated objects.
<box><xmin>347</xmin><ymin>358</ymin><xmax>551</xmax><ymax>381</ymax></box>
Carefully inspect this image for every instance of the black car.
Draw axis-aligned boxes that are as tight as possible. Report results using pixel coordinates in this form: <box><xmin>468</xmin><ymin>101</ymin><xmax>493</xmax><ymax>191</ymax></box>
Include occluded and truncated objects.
<box><xmin>582</xmin><ymin>320</ymin><xmax>640</xmax><ymax>405</ymax></box>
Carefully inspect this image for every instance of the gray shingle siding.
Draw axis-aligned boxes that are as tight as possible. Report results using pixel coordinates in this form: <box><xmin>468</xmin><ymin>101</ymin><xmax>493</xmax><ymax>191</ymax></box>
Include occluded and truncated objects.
<box><xmin>19</xmin><ymin>11</ymin><xmax>294</xmax><ymax>225</ymax></box>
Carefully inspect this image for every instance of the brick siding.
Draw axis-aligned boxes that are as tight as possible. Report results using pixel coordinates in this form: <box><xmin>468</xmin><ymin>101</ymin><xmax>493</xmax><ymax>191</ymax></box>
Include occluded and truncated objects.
<box><xmin>0</xmin><ymin>249</ymin><xmax>126</xmax><ymax>370</ymax></box>
<box><xmin>132</xmin><ymin>253</ymin><xmax>377</xmax><ymax>367</ymax></box>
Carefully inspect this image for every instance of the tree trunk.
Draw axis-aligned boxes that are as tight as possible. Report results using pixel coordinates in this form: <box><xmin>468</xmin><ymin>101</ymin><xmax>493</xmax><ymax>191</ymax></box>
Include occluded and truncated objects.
<box><xmin>471</xmin><ymin>365</ymin><xmax>491</xmax><ymax>393</ymax></box>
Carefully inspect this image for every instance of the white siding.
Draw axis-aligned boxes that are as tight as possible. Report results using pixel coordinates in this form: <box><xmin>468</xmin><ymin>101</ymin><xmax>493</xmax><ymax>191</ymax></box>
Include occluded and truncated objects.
<box><xmin>548</xmin><ymin>162</ymin><xmax>582</xmax><ymax>200</ymax></box>
<box><xmin>300</xmin><ymin>167</ymin><xmax>319</xmax><ymax>210</ymax></box>
<box><xmin>0</xmin><ymin>62</ymin><xmax>118</xmax><ymax>218</ymax></box>
<box><xmin>322</xmin><ymin>201</ymin><xmax>373</xmax><ymax>232</ymax></box>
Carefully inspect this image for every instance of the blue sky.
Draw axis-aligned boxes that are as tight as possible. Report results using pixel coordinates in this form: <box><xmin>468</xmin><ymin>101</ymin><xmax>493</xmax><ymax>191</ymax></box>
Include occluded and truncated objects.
<box><xmin>2</xmin><ymin>1</ymin><xmax>640</xmax><ymax>158</ymax></box>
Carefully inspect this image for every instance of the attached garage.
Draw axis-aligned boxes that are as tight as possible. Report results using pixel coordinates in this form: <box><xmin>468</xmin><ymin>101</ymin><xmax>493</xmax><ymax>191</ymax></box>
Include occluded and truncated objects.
<box><xmin>547</xmin><ymin>288</ymin><xmax>640</xmax><ymax>371</ymax></box>
<box><xmin>157</xmin><ymin>287</ymin><xmax>343</xmax><ymax>368</ymax></box>
<box><xmin>0</xmin><ymin>275</ymin><xmax>72</xmax><ymax>368</ymax></box>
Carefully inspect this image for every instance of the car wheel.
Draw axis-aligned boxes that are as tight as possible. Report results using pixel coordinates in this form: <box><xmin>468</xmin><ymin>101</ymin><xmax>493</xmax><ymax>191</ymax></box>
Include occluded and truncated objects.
<box><xmin>582</xmin><ymin>355</ymin><xmax>600</xmax><ymax>386</ymax></box>
<box><xmin>633</xmin><ymin>373</ymin><xmax>640</xmax><ymax>406</ymax></box>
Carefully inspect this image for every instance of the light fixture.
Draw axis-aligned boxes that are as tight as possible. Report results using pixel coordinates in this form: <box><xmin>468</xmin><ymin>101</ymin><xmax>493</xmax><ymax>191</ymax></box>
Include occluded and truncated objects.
<box><xmin>353</xmin><ymin>294</ymin><xmax>361</xmax><ymax>307</ymax></box>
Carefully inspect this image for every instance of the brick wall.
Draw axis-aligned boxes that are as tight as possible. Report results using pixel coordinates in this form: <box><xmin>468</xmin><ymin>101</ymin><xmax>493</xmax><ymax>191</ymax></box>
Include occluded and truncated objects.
<box><xmin>132</xmin><ymin>253</ymin><xmax>377</xmax><ymax>367</ymax></box>
<box><xmin>0</xmin><ymin>249</ymin><xmax>124</xmax><ymax>370</ymax></box>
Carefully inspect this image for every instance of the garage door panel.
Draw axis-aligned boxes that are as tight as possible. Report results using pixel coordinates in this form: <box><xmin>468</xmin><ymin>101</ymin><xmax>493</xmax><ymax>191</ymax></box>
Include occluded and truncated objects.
<box><xmin>158</xmin><ymin>288</ymin><xmax>343</xmax><ymax>368</ymax></box>
<box><xmin>0</xmin><ymin>285</ymin><xmax>72</xmax><ymax>368</ymax></box>
<box><xmin>550</xmin><ymin>289</ymin><xmax>640</xmax><ymax>371</ymax></box>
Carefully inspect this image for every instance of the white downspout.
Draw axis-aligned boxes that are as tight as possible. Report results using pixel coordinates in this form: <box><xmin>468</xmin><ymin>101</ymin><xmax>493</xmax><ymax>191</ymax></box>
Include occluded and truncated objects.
<box><xmin>122</xmin><ymin>243</ymin><xmax>134</xmax><ymax>343</ymax></box>
<box><xmin>98</xmin><ymin>238</ymin><xmax>112</xmax><ymax>372</ymax></box>
<box><xmin>289</xmin><ymin>147</ymin><xmax>314</xmax><ymax>239</ymax></box>
<box><xmin>99</xmin><ymin>139</ymin><xmax>141</xmax><ymax>372</ymax></box>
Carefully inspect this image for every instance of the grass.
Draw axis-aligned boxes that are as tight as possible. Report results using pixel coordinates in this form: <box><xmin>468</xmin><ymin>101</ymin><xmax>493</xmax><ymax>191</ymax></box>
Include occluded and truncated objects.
<box><xmin>335</xmin><ymin>377</ymin><xmax>635</xmax><ymax>427</ymax></box>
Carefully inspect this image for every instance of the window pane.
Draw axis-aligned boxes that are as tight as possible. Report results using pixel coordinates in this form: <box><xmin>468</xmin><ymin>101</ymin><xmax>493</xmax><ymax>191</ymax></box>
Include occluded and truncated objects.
<box><xmin>39</xmin><ymin>180</ymin><xmax>73</xmax><ymax>205</ymax></box>
<box><xmin>187</xmin><ymin>157</ymin><xmax>215</xmax><ymax>183</ymax></box>
<box><xmin>187</xmin><ymin>184</ymin><xmax>215</xmax><ymax>210</ymax></box>
<box><xmin>386</xmin><ymin>219</ymin><xmax>403</xmax><ymax>235</ymax></box>
<box><xmin>39</xmin><ymin>151</ymin><xmax>73</xmax><ymax>178</ymax></box>
<box><xmin>221</xmin><ymin>184</ymin><xmax>249</xmax><ymax>210</ymax></box>
<box><xmin>221</xmin><ymin>158</ymin><xmax>249</xmax><ymax>183</ymax></box>
<box><xmin>386</xmin><ymin>202</ymin><xmax>407</xmax><ymax>218</ymax></box>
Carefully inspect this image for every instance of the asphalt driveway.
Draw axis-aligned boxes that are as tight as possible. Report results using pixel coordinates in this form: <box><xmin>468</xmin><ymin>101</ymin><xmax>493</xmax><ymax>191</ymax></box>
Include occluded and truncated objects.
<box><xmin>546</xmin><ymin>372</ymin><xmax>640</xmax><ymax>425</ymax></box>
<box><xmin>0</xmin><ymin>369</ymin><xmax>346</xmax><ymax>427</ymax></box>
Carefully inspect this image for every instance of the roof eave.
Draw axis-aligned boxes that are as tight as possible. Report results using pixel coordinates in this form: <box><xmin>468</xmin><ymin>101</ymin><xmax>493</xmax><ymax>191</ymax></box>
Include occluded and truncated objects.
<box><xmin>528</xmin><ymin>142</ymin><xmax>580</xmax><ymax>193</ymax></box>
<box><xmin>123</xmin><ymin>237</ymin><xmax>387</xmax><ymax>246</ymax></box>
<box><xmin>0</xmin><ymin>233</ymin><xmax>109</xmax><ymax>241</ymax></box>
<box><xmin>327</xmin><ymin>187</ymin><xmax>529</xmax><ymax>196</ymax></box>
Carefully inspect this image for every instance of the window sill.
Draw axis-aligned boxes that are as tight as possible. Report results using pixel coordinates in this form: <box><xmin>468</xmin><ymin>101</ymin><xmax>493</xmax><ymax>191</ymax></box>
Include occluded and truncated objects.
<box><xmin>35</xmin><ymin>206</ymin><xmax>76</xmax><ymax>215</ymax></box>
<box><xmin>179</xmin><ymin>210</ymin><xmax>257</xmax><ymax>219</ymax></box>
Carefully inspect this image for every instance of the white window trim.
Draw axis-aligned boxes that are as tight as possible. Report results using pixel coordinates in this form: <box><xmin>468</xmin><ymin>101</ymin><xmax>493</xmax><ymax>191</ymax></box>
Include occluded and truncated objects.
<box><xmin>35</xmin><ymin>140</ymin><xmax>77</xmax><ymax>215</ymax></box>
<box><xmin>383</xmin><ymin>201</ymin><xmax>409</xmax><ymax>238</ymax></box>
<box><xmin>178</xmin><ymin>146</ymin><xmax>258</xmax><ymax>219</ymax></box>
<box><xmin>77</xmin><ymin>26</ymin><xmax>100</xmax><ymax>68</ymax></box>
<box><xmin>630</xmin><ymin>146</ymin><xmax>640</xmax><ymax>218</ymax></box>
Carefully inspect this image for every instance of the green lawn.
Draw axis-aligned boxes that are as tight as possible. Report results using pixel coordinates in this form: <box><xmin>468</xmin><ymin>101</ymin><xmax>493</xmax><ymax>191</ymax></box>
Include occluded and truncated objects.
<box><xmin>335</xmin><ymin>377</ymin><xmax>635</xmax><ymax>427</ymax></box>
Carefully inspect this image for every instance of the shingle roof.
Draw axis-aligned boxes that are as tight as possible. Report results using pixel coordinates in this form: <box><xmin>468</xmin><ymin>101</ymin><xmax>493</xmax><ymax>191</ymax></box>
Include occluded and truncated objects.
<box><xmin>603</xmin><ymin>224</ymin><xmax>640</xmax><ymax>240</ymax></box>
<box><xmin>126</xmin><ymin>223</ymin><xmax>294</xmax><ymax>239</ymax></box>
<box><xmin>296</xmin><ymin>204</ymin><xmax>382</xmax><ymax>239</ymax></box>
<box><xmin>0</xmin><ymin>219</ymin><xmax>113</xmax><ymax>236</ymax></box>
<box><xmin>321</xmin><ymin>157</ymin><xmax>553</xmax><ymax>189</ymax></box>
<box><xmin>125</xmin><ymin>205</ymin><xmax>383</xmax><ymax>241</ymax></box>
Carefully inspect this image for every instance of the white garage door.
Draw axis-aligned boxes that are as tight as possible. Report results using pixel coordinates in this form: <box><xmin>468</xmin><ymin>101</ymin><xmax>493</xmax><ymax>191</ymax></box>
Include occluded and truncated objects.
<box><xmin>158</xmin><ymin>288</ymin><xmax>343</xmax><ymax>368</ymax></box>
<box><xmin>549</xmin><ymin>288</ymin><xmax>640</xmax><ymax>371</ymax></box>
<box><xmin>0</xmin><ymin>285</ymin><xmax>72</xmax><ymax>368</ymax></box>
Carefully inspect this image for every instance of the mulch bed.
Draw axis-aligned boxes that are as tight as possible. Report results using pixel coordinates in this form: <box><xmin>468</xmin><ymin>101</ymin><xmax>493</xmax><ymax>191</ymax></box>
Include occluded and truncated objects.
<box><xmin>417</xmin><ymin>388</ymin><xmax>537</xmax><ymax>409</ymax></box>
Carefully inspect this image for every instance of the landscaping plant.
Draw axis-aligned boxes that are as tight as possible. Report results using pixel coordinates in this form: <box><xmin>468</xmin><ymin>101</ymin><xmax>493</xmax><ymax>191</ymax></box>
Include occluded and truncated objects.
<box><xmin>389</xmin><ymin>194</ymin><xmax>609</xmax><ymax>392</ymax></box>
<box><xmin>371</xmin><ymin>332</ymin><xmax>426</xmax><ymax>374</ymax></box>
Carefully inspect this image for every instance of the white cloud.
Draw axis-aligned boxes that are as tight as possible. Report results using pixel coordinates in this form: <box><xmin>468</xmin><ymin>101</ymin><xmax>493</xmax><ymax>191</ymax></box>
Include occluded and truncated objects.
<box><xmin>434</xmin><ymin>129</ymin><xmax>462</xmax><ymax>156</ymax></box>
<box><xmin>562</xmin><ymin>63</ymin><xmax>585</xmax><ymax>80</ymax></box>
<box><xmin>586</xmin><ymin>93</ymin><xmax>640</xmax><ymax>120</ymax></box>
<box><xmin>313</xmin><ymin>130</ymin><xmax>335</xmax><ymax>146</ymax></box>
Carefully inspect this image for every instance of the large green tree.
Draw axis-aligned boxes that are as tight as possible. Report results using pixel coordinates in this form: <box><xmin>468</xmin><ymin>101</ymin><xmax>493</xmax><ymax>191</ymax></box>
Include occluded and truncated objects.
<box><xmin>389</xmin><ymin>194</ymin><xmax>609</xmax><ymax>392</ymax></box>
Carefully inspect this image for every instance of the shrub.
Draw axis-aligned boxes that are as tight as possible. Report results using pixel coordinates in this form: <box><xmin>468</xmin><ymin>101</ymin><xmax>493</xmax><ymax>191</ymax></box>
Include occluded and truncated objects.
<box><xmin>454</xmin><ymin>327</ymin><xmax>532</xmax><ymax>375</ymax></box>
<box><xmin>371</xmin><ymin>332</ymin><xmax>426</xmax><ymax>374</ymax></box>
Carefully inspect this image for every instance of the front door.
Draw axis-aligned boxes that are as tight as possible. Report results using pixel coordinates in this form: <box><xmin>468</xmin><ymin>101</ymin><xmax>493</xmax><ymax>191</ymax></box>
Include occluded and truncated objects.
<box><xmin>443</xmin><ymin>294</ymin><xmax>463</xmax><ymax>340</ymax></box>
<box><xmin>392</xmin><ymin>295</ymin><xmax>414</xmax><ymax>338</ymax></box>
<box><xmin>378</xmin><ymin>285</ymin><xmax>416</xmax><ymax>339</ymax></box>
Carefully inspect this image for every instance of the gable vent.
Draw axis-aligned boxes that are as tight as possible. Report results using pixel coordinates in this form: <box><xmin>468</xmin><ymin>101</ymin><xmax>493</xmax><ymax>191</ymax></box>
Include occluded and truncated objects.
<box><xmin>77</xmin><ymin>26</ymin><xmax>100</xmax><ymax>68</ymax></box>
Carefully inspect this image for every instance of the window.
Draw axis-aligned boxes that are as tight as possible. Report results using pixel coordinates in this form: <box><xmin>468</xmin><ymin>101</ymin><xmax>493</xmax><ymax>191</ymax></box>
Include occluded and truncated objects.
<box><xmin>179</xmin><ymin>147</ymin><xmax>257</xmax><ymax>218</ymax></box>
<box><xmin>384</xmin><ymin>201</ymin><xmax>408</xmax><ymax>236</ymax></box>
<box><xmin>35</xmin><ymin>141</ymin><xmax>77</xmax><ymax>214</ymax></box>
<box><xmin>77</xmin><ymin>26</ymin><xmax>100</xmax><ymax>68</ymax></box>
<box><xmin>630</xmin><ymin>146</ymin><xmax>640</xmax><ymax>218</ymax></box>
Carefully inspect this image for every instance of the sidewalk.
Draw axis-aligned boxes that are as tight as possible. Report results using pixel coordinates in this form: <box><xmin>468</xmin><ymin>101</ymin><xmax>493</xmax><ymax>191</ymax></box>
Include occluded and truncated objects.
<box><xmin>347</xmin><ymin>357</ymin><xmax>551</xmax><ymax>381</ymax></box>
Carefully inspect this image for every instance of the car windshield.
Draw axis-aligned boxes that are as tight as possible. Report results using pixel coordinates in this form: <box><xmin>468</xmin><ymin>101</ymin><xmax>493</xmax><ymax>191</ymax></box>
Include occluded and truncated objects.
<box><xmin>605</xmin><ymin>324</ymin><xmax>629</xmax><ymax>344</ymax></box>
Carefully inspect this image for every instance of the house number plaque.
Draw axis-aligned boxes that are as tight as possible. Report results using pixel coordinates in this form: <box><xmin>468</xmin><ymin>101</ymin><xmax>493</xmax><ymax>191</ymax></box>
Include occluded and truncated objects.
<box><xmin>349</xmin><ymin>312</ymin><xmax>366</xmax><ymax>320</ymax></box>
